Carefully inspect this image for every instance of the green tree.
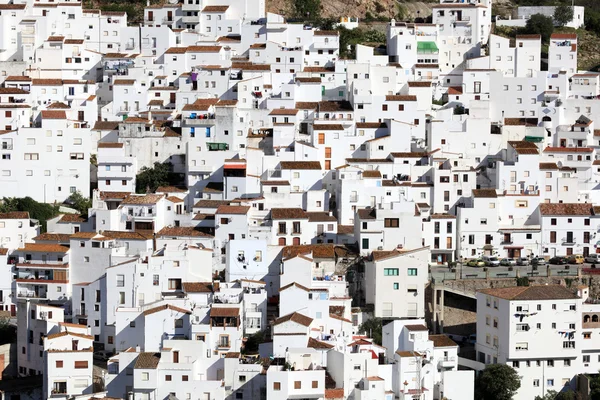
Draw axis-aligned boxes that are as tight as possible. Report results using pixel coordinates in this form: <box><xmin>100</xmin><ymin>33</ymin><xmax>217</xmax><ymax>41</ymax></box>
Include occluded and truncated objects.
<box><xmin>135</xmin><ymin>162</ymin><xmax>174</xmax><ymax>194</ymax></box>
<box><xmin>535</xmin><ymin>390</ymin><xmax>581</xmax><ymax>400</ymax></box>
<box><xmin>357</xmin><ymin>318</ymin><xmax>382</xmax><ymax>345</ymax></box>
<box><xmin>477</xmin><ymin>364</ymin><xmax>521</xmax><ymax>400</ymax></box>
<box><xmin>524</xmin><ymin>14</ymin><xmax>555</xmax><ymax>42</ymax></box>
<box><xmin>67</xmin><ymin>191</ymin><xmax>92</xmax><ymax>215</ymax></box>
<box><xmin>516</xmin><ymin>277</ymin><xmax>530</xmax><ymax>287</ymax></box>
<box><xmin>554</xmin><ymin>5</ymin><xmax>574</xmax><ymax>27</ymax></box>
<box><xmin>293</xmin><ymin>0</ymin><xmax>321</xmax><ymax>20</ymax></box>
<box><xmin>0</xmin><ymin>197</ymin><xmax>60</xmax><ymax>232</ymax></box>
<box><xmin>396</xmin><ymin>4</ymin><xmax>406</xmax><ymax>21</ymax></box>
<box><xmin>590</xmin><ymin>373</ymin><xmax>600</xmax><ymax>400</ymax></box>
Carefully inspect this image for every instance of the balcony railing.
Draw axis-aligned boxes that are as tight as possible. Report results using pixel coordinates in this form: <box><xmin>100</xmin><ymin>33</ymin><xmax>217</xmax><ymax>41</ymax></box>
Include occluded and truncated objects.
<box><xmin>562</xmin><ymin>237</ymin><xmax>576</xmax><ymax>245</ymax></box>
<box><xmin>162</xmin><ymin>17</ymin><xmax>174</xmax><ymax>24</ymax></box>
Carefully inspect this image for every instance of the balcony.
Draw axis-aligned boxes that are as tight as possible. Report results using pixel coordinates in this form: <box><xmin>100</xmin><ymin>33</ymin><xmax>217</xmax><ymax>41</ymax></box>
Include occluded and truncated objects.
<box><xmin>182</xmin><ymin>15</ymin><xmax>199</xmax><ymax>24</ymax></box>
<box><xmin>162</xmin><ymin>17</ymin><xmax>175</xmax><ymax>24</ymax></box>
<box><xmin>17</xmin><ymin>291</ymin><xmax>47</xmax><ymax>299</ymax></box>
<box><xmin>438</xmin><ymin>356</ymin><xmax>456</xmax><ymax>368</ymax></box>
<box><xmin>185</xmin><ymin>113</ymin><xmax>216</xmax><ymax>125</ymax></box>
<box><xmin>562</xmin><ymin>237</ymin><xmax>576</xmax><ymax>245</ymax></box>
<box><xmin>144</xmin><ymin>18</ymin><xmax>155</xmax><ymax>24</ymax></box>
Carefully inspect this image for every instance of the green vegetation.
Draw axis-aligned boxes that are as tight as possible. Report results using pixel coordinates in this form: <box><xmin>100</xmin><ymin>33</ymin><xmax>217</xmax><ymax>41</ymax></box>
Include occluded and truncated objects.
<box><xmin>516</xmin><ymin>277</ymin><xmax>530</xmax><ymax>286</ymax></box>
<box><xmin>535</xmin><ymin>390</ymin><xmax>582</xmax><ymax>400</ymax></box>
<box><xmin>136</xmin><ymin>162</ymin><xmax>180</xmax><ymax>194</ymax></box>
<box><xmin>243</xmin><ymin>331</ymin><xmax>265</xmax><ymax>354</ymax></box>
<box><xmin>476</xmin><ymin>364</ymin><xmax>521</xmax><ymax>400</ymax></box>
<box><xmin>587</xmin><ymin>373</ymin><xmax>600</xmax><ymax>400</ymax></box>
<box><xmin>0</xmin><ymin>316</ymin><xmax>16</xmax><ymax>345</ymax></box>
<box><xmin>337</xmin><ymin>26</ymin><xmax>386</xmax><ymax>58</ymax></box>
<box><xmin>357</xmin><ymin>318</ymin><xmax>382</xmax><ymax>345</ymax></box>
<box><xmin>0</xmin><ymin>197</ymin><xmax>61</xmax><ymax>232</ymax></box>
<box><xmin>67</xmin><ymin>192</ymin><xmax>92</xmax><ymax>215</ymax></box>
<box><xmin>525</xmin><ymin>14</ymin><xmax>555</xmax><ymax>42</ymax></box>
<box><xmin>292</xmin><ymin>0</ymin><xmax>321</xmax><ymax>20</ymax></box>
<box><xmin>554</xmin><ymin>4</ymin><xmax>574</xmax><ymax>27</ymax></box>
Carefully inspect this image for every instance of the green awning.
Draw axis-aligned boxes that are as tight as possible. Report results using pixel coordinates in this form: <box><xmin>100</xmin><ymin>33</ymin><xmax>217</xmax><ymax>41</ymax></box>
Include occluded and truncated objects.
<box><xmin>524</xmin><ymin>136</ymin><xmax>544</xmax><ymax>143</ymax></box>
<box><xmin>417</xmin><ymin>41</ymin><xmax>439</xmax><ymax>53</ymax></box>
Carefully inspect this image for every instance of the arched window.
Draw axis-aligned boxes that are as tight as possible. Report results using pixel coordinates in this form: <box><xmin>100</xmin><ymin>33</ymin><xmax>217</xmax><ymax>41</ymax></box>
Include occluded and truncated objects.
<box><xmin>584</xmin><ymin>315</ymin><xmax>591</xmax><ymax>323</ymax></box>
<box><xmin>592</xmin><ymin>315</ymin><xmax>598</xmax><ymax>323</ymax></box>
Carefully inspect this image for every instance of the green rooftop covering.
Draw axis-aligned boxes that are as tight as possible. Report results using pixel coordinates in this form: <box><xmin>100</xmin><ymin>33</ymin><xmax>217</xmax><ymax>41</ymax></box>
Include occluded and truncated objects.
<box><xmin>524</xmin><ymin>136</ymin><xmax>544</xmax><ymax>143</ymax></box>
<box><xmin>417</xmin><ymin>41</ymin><xmax>439</xmax><ymax>53</ymax></box>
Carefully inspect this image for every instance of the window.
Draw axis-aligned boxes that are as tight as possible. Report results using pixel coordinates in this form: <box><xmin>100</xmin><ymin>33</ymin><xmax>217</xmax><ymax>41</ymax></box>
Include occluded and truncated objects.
<box><xmin>174</xmin><ymin>319</ymin><xmax>184</xmax><ymax>328</ymax></box>
<box><xmin>142</xmin><ymin>372</ymin><xmax>149</xmax><ymax>381</ymax></box>
<box><xmin>116</xmin><ymin>275</ymin><xmax>124</xmax><ymax>287</ymax></box>
<box><xmin>166</xmin><ymin>375</ymin><xmax>172</xmax><ymax>381</ymax></box>
<box><xmin>393</xmin><ymin>283</ymin><xmax>399</xmax><ymax>290</ymax></box>
<box><xmin>74</xmin><ymin>361</ymin><xmax>88</xmax><ymax>369</ymax></box>
<box><xmin>384</xmin><ymin>268</ymin><xmax>399</xmax><ymax>276</ymax></box>
<box><xmin>56</xmin><ymin>360</ymin><xmax>63</xmax><ymax>368</ymax></box>
<box><xmin>534</xmin><ymin>379</ymin><xmax>540</xmax><ymax>387</ymax></box>
<box><xmin>408</xmin><ymin>268</ymin><xmax>417</xmax><ymax>276</ymax></box>
<box><xmin>273</xmin><ymin>382</ymin><xmax>281</xmax><ymax>391</ymax></box>
<box><xmin>384</xmin><ymin>218</ymin><xmax>399</xmax><ymax>228</ymax></box>
<box><xmin>584</xmin><ymin>355</ymin><xmax>591</xmax><ymax>362</ymax></box>
<box><xmin>294</xmin><ymin>381</ymin><xmax>301</xmax><ymax>389</ymax></box>
<box><xmin>547</xmin><ymin>379</ymin><xmax>554</xmax><ymax>387</ymax></box>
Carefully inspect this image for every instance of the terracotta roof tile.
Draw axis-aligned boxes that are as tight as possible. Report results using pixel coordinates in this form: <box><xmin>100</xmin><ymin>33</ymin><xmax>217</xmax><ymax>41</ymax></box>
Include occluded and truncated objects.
<box><xmin>314</xmin><ymin>124</ymin><xmax>344</xmax><ymax>130</ymax></box>
<box><xmin>325</xmin><ymin>388</ymin><xmax>345</xmax><ymax>399</ymax></box>
<box><xmin>33</xmin><ymin>233</ymin><xmax>71</xmax><ymax>242</ymax></box>
<box><xmin>385</xmin><ymin>95</ymin><xmax>417</xmax><ymax>101</ymax></box>
<box><xmin>224</xmin><ymin>351</ymin><xmax>240</xmax><ymax>358</ymax></box>
<box><xmin>32</xmin><ymin>79</ymin><xmax>63</xmax><ymax>86</ymax></box>
<box><xmin>479</xmin><ymin>285</ymin><xmax>578</xmax><ymax>300</ymax></box>
<box><xmin>121</xmin><ymin>194</ymin><xmax>164</xmax><ymax>205</ymax></box>
<box><xmin>274</xmin><ymin>312</ymin><xmax>313</xmax><ymax>327</ymax></box>
<box><xmin>313</xmin><ymin>30</ymin><xmax>339</xmax><ymax>36</ymax></box>
<box><xmin>472</xmin><ymin>189</ymin><xmax>497</xmax><ymax>198</ymax></box>
<box><xmin>296</xmin><ymin>77</ymin><xmax>321</xmax><ymax>83</ymax></box>
<box><xmin>157</xmin><ymin>227</ymin><xmax>212</xmax><ymax>237</ymax></box>
<box><xmin>281</xmin><ymin>244</ymin><xmax>336</xmax><ymax>259</ymax></box>
<box><xmin>93</xmin><ymin>121</ymin><xmax>120</xmax><ymax>131</ymax></box>
<box><xmin>551</xmin><ymin>33</ymin><xmax>577</xmax><ymax>40</ymax></box>
<box><xmin>404</xmin><ymin>324</ymin><xmax>428</xmax><ymax>331</ymax></box>
<box><xmin>182</xmin><ymin>282</ymin><xmax>213</xmax><ymax>293</ymax></box>
<box><xmin>134</xmin><ymin>352</ymin><xmax>161</xmax><ymax>369</ymax></box>
<box><xmin>98</xmin><ymin>191</ymin><xmax>131</xmax><ymax>200</ymax></box>
<box><xmin>97</xmin><ymin>142</ymin><xmax>123</xmax><ymax>148</ymax></box>
<box><xmin>215</xmin><ymin>205</ymin><xmax>250</xmax><ymax>215</ymax></box>
<box><xmin>18</xmin><ymin>243</ymin><xmax>69</xmax><ymax>253</ymax></box>
<box><xmin>187</xmin><ymin>46</ymin><xmax>222</xmax><ymax>53</ymax></box>
<box><xmin>307</xmin><ymin>337</ymin><xmax>334</xmax><ymax>349</ymax></box>
<box><xmin>543</xmin><ymin>146</ymin><xmax>593</xmax><ymax>153</ymax></box>
<box><xmin>271</xmin><ymin>208</ymin><xmax>308</xmax><ymax>219</ymax></box>
<box><xmin>306</xmin><ymin>212</ymin><xmax>337</xmax><ymax>222</ymax></box>
<box><xmin>101</xmin><ymin>231</ymin><xmax>152</xmax><ymax>240</ymax></box>
<box><xmin>41</xmin><ymin>110</ymin><xmax>66</xmax><ymax>119</ymax></box>
<box><xmin>295</xmin><ymin>101</ymin><xmax>319</xmax><ymax>109</ymax></box>
<box><xmin>269</xmin><ymin>108</ymin><xmax>298</xmax><ymax>116</ymax></box>
<box><xmin>210</xmin><ymin>307</ymin><xmax>239</xmax><ymax>317</ymax></box>
<box><xmin>58</xmin><ymin>214</ymin><xmax>87</xmax><ymax>223</ymax></box>
<box><xmin>143</xmin><ymin>304</ymin><xmax>191</xmax><ymax>316</ymax></box>
<box><xmin>362</xmin><ymin>170</ymin><xmax>381</xmax><ymax>178</ymax></box>
<box><xmin>539</xmin><ymin>203</ymin><xmax>594</xmax><ymax>216</ymax></box>
<box><xmin>429</xmin><ymin>334</ymin><xmax>458</xmax><ymax>347</ymax></box>
<box><xmin>0</xmin><ymin>211</ymin><xmax>29</xmax><ymax>219</ymax></box>
<box><xmin>356</xmin><ymin>122</ymin><xmax>387</xmax><ymax>129</ymax></box>
<box><xmin>279</xmin><ymin>161</ymin><xmax>321</xmax><ymax>170</ymax></box>
<box><xmin>202</xmin><ymin>5</ymin><xmax>229</xmax><ymax>12</ymax></box>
